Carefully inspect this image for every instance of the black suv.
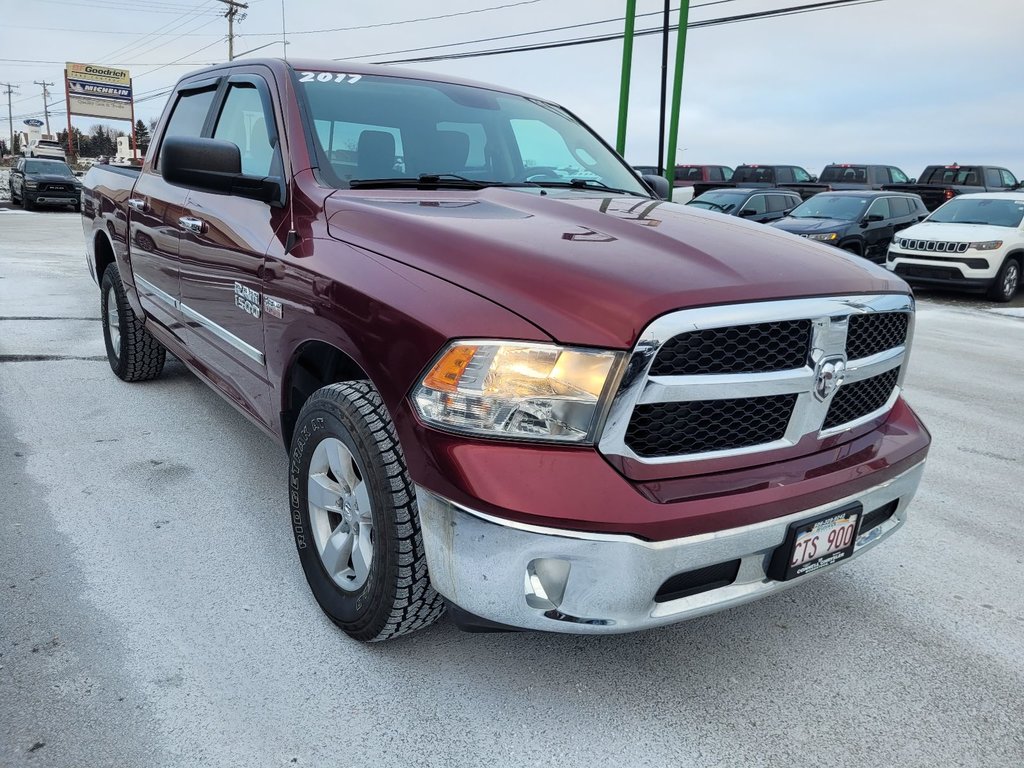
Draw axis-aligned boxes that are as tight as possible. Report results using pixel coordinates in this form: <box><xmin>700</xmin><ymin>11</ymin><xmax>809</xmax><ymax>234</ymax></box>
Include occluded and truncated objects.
<box><xmin>770</xmin><ymin>191</ymin><xmax>927</xmax><ymax>263</ymax></box>
<box><xmin>9</xmin><ymin>158</ymin><xmax>83</xmax><ymax>211</ymax></box>
<box><xmin>687</xmin><ymin>187</ymin><xmax>802</xmax><ymax>224</ymax></box>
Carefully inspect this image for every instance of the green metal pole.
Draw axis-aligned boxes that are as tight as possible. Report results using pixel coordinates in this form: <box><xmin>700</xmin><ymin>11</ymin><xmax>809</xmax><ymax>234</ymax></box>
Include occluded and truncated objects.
<box><xmin>665</xmin><ymin>0</ymin><xmax>691</xmax><ymax>193</ymax></box>
<box><xmin>615</xmin><ymin>0</ymin><xmax>637</xmax><ymax>156</ymax></box>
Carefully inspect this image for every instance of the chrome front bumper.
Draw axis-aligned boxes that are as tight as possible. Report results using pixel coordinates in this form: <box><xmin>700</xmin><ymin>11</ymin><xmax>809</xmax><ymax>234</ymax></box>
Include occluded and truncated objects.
<box><xmin>416</xmin><ymin>461</ymin><xmax>926</xmax><ymax>634</ymax></box>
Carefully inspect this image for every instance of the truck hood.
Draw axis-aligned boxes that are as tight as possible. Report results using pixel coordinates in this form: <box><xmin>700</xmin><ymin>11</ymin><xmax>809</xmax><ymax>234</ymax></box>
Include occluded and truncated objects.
<box><xmin>325</xmin><ymin>188</ymin><xmax>906</xmax><ymax>348</ymax></box>
<box><xmin>898</xmin><ymin>221</ymin><xmax>1010</xmax><ymax>243</ymax></box>
<box><xmin>772</xmin><ymin>217</ymin><xmax>852</xmax><ymax>235</ymax></box>
<box><xmin>27</xmin><ymin>173</ymin><xmax>80</xmax><ymax>185</ymax></box>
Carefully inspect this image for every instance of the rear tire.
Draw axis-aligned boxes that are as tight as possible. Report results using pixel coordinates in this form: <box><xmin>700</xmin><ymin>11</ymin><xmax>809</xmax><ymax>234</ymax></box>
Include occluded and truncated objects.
<box><xmin>987</xmin><ymin>258</ymin><xmax>1020</xmax><ymax>303</ymax></box>
<box><xmin>100</xmin><ymin>264</ymin><xmax>166</xmax><ymax>381</ymax></box>
<box><xmin>288</xmin><ymin>382</ymin><xmax>443</xmax><ymax>642</ymax></box>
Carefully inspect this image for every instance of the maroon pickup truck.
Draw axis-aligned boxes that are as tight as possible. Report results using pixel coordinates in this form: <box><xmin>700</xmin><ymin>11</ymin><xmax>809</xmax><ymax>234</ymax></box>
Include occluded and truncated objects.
<box><xmin>82</xmin><ymin>59</ymin><xmax>930</xmax><ymax>641</ymax></box>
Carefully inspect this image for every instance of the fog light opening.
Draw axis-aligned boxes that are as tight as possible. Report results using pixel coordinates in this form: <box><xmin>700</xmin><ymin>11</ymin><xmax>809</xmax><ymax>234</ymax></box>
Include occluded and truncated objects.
<box><xmin>524</xmin><ymin>558</ymin><xmax>571</xmax><ymax>610</ymax></box>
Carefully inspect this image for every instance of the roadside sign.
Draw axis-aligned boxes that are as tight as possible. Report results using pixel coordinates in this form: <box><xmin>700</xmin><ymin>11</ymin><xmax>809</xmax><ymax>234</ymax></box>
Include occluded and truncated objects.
<box><xmin>65</xmin><ymin>62</ymin><xmax>133</xmax><ymax>120</ymax></box>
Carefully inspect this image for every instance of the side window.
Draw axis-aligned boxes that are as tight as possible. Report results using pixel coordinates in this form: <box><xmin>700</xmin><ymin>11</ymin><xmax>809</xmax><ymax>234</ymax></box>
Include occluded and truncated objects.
<box><xmin>888</xmin><ymin>197</ymin><xmax>911</xmax><ymax>217</ymax></box>
<box><xmin>711</xmin><ymin>167</ymin><xmax>725</xmax><ymax>181</ymax></box>
<box><xmin>775</xmin><ymin>167</ymin><xmax>794</xmax><ymax>183</ymax></box>
<box><xmin>212</xmin><ymin>84</ymin><xmax>275</xmax><ymax>177</ymax></box>
<box><xmin>792</xmin><ymin>167</ymin><xmax>811</xmax><ymax>183</ymax></box>
<box><xmin>866</xmin><ymin>198</ymin><xmax>891</xmax><ymax>219</ymax></box>
<box><xmin>745</xmin><ymin>195</ymin><xmax>767</xmax><ymax>215</ymax></box>
<box><xmin>984</xmin><ymin>168</ymin><xmax>1001</xmax><ymax>187</ymax></box>
<box><xmin>873</xmin><ymin>167</ymin><xmax>891</xmax><ymax>184</ymax></box>
<box><xmin>890</xmin><ymin>167</ymin><xmax>909</xmax><ymax>184</ymax></box>
<box><xmin>766</xmin><ymin>194</ymin><xmax>790</xmax><ymax>212</ymax></box>
<box><xmin>1000</xmin><ymin>169</ymin><xmax>1017</xmax><ymax>188</ymax></box>
<box><xmin>157</xmin><ymin>87</ymin><xmax>217</xmax><ymax>168</ymax></box>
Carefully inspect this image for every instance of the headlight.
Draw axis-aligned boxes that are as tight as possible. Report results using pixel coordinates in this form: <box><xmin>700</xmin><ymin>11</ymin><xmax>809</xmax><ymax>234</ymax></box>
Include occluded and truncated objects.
<box><xmin>25</xmin><ymin>181</ymin><xmax>38</xmax><ymax>189</ymax></box>
<box><xmin>808</xmin><ymin>232</ymin><xmax>838</xmax><ymax>242</ymax></box>
<box><xmin>413</xmin><ymin>341</ymin><xmax>623</xmax><ymax>443</ymax></box>
<box><xmin>968</xmin><ymin>240</ymin><xmax>1003</xmax><ymax>251</ymax></box>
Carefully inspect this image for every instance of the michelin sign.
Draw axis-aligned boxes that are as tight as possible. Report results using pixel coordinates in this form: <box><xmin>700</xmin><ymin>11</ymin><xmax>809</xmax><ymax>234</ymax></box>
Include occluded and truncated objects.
<box><xmin>65</xmin><ymin>62</ymin><xmax>133</xmax><ymax>120</ymax></box>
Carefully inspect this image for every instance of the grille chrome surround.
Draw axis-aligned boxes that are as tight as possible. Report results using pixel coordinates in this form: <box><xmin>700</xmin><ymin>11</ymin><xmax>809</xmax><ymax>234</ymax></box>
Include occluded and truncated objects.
<box><xmin>598</xmin><ymin>294</ymin><xmax>914</xmax><ymax>465</ymax></box>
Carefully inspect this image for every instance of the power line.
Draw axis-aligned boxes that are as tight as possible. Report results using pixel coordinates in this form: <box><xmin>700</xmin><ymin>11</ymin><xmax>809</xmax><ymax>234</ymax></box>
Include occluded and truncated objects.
<box><xmin>370</xmin><ymin>0</ymin><xmax>883</xmax><ymax>65</ymax></box>
<box><xmin>243</xmin><ymin>0</ymin><xmax>546</xmax><ymax>37</ymax></box>
<box><xmin>96</xmin><ymin>0</ymin><xmax>218</xmax><ymax>63</ymax></box>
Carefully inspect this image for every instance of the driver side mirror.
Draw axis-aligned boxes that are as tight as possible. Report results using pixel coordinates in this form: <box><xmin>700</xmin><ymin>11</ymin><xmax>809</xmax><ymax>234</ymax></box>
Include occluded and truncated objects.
<box><xmin>161</xmin><ymin>136</ymin><xmax>284</xmax><ymax>206</ymax></box>
<box><xmin>641</xmin><ymin>173</ymin><xmax>671</xmax><ymax>200</ymax></box>
<box><xmin>739</xmin><ymin>209</ymin><xmax>758</xmax><ymax>217</ymax></box>
<box><xmin>862</xmin><ymin>213</ymin><xmax>884</xmax><ymax>225</ymax></box>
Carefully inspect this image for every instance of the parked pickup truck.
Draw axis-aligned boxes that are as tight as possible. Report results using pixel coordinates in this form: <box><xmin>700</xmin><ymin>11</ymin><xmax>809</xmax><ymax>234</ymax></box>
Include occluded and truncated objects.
<box><xmin>883</xmin><ymin>164</ymin><xmax>1020</xmax><ymax>211</ymax></box>
<box><xmin>692</xmin><ymin>164</ymin><xmax>815</xmax><ymax>198</ymax></box>
<box><xmin>82</xmin><ymin>59</ymin><xmax>930</xmax><ymax>641</ymax></box>
<box><xmin>785</xmin><ymin>163</ymin><xmax>914</xmax><ymax>200</ymax></box>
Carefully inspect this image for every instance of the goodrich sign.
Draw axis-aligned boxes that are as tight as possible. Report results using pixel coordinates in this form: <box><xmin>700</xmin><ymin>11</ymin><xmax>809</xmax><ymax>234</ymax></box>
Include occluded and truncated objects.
<box><xmin>65</xmin><ymin>62</ymin><xmax>133</xmax><ymax>120</ymax></box>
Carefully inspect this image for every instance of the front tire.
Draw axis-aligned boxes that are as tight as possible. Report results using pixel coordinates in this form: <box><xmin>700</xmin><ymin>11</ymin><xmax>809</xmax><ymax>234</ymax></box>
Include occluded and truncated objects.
<box><xmin>100</xmin><ymin>264</ymin><xmax>166</xmax><ymax>381</ymax></box>
<box><xmin>987</xmin><ymin>258</ymin><xmax>1020</xmax><ymax>303</ymax></box>
<box><xmin>288</xmin><ymin>382</ymin><xmax>443</xmax><ymax>642</ymax></box>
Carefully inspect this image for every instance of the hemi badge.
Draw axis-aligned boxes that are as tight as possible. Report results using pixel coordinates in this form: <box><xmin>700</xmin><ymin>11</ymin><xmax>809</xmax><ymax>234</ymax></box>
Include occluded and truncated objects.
<box><xmin>264</xmin><ymin>296</ymin><xmax>283</xmax><ymax>319</ymax></box>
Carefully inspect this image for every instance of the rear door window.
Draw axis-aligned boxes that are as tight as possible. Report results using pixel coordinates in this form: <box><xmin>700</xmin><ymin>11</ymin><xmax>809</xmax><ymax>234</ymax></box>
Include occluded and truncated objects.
<box><xmin>775</xmin><ymin>167</ymin><xmax>794</xmax><ymax>183</ymax></box>
<box><xmin>767</xmin><ymin>194</ymin><xmax>791</xmax><ymax>212</ymax></box>
<box><xmin>888</xmin><ymin>197</ymin><xmax>911</xmax><ymax>217</ymax></box>
<box><xmin>985</xmin><ymin>168</ymin><xmax>1002</xmax><ymax>187</ymax></box>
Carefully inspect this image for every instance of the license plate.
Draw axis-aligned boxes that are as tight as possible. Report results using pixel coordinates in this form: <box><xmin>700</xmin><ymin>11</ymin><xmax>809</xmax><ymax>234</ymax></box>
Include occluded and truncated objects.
<box><xmin>769</xmin><ymin>504</ymin><xmax>861</xmax><ymax>581</ymax></box>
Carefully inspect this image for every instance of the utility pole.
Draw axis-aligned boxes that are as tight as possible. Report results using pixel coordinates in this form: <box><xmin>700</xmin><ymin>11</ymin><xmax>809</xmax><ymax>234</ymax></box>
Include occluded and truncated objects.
<box><xmin>33</xmin><ymin>80</ymin><xmax>55</xmax><ymax>134</ymax></box>
<box><xmin>217</xmin><ymin>0</ymin><xmax>249</xmax><ymax>61</ymax></box>
<box><xmin>1</xmin><ymin>82</ymin><xmax>18</xmax><ymax>157</ymax></box>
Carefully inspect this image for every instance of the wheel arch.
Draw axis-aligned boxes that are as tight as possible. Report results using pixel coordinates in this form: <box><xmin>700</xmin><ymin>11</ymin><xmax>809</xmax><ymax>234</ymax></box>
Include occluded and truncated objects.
<box><xmin>93</xmin><ymin>229</ymin><xmax>116</xmax><ymax>283</ymax></box>
<box><xmin>280</xmin><ymin>339</ymin><xmax>372</xmax><ymax>447</ymax></box>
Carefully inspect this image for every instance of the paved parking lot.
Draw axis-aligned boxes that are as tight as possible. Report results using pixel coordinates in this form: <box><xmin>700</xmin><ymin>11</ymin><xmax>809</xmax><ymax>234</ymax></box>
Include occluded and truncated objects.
<box><xmin>2</xmin><ymin>208</ymin><xmax>1022</xmax><ymax>767</ymax></box>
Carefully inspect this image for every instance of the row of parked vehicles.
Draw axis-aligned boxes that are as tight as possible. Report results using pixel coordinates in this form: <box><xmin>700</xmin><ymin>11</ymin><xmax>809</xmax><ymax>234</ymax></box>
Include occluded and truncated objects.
<box><xmin>636</xmin><ymin>162</ymin><xmax>1023</xmax><ymax>302</ymax></box>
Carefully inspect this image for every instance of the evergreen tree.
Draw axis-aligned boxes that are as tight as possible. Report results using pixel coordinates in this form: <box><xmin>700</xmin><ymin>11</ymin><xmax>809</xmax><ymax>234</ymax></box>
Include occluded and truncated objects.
<box><xmin>134</xmin><ymin>119</ymin><xmax>151</xmax><ymax>153</ymax></box>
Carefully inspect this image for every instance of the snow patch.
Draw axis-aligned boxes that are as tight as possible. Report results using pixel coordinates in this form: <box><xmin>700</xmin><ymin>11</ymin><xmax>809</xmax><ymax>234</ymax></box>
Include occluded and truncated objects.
<box><xmin>0</xmin><ymin>169</ymin><xmax>10</xmax><ymax>202</ymax></box>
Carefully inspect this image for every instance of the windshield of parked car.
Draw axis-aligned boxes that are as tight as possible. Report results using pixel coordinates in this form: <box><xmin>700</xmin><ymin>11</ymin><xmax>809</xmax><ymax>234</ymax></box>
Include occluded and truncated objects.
<box><xmin>25</xmin><ymin>160</ymin><xmax>74</xmax><ymax>176</ymax></box>
<box><xmin>927</xmin><ymin>197</ymin><xmax>1024</xmax><ymax>227</ymax></box>
<box><xmin>297</xmin><ymin>71</ymin><xmax>648</xmax><ymax>195</ymax></box>
<box><xmin>820</xmin><ymin>166</ymin><xmax>867</xmax><ymax>183</ymax></box>
<box><xmin>688</xmin><ymin>190</ymin><xmax>748</xmax><ymax>213</ymax></box>
<box><xmin>789</xmin><ymin>194</ymin><xmax>870</xmax><ymax>220</ymax></box>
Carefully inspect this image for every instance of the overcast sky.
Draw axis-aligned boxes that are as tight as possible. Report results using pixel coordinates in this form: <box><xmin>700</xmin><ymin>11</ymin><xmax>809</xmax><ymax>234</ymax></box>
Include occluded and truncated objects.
<box><xmin>1</xmin><ymin>0</ymin><xmax>1020</xmax><ymax>176</ymax></box>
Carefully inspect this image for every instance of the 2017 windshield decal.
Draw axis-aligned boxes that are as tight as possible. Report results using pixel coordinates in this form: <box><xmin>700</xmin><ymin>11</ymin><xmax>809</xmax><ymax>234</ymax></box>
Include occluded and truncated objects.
<box><xmin>298</xmin><ymin>72</ymin><xmax>362</xmax><ymax>84</ymax></box>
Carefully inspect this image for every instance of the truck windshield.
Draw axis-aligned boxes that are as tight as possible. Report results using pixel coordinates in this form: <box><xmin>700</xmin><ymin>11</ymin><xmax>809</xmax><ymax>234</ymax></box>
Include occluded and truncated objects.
<box><xmin>25</xmin><ymin>161</ymin><xmax>73</xmax><ymax>176</ymax></box>
<box><xmin>921</xmin><ymin>167</ymin><xmax>981</xmax><ymax>185</ymax></box>
<box><xmin>928</xmin><ymin>198</ymin><xmax>1024</xmax><ymax>227</ymax></box>
<box><xmin>296</xmin><ymin>71</ymin><xmax>648</xmax><ymax>195</ymax></box>
<box><xmin>788</xmin><ymin>195</ymin><xmax>870</xmax><ymax>220</ymax></box>
<box><xmin>820</xmin><ymin>166</ymin><xmax>867</xmax><ymax>183</ymax></box>
<box><xmin>731</xmin><ymin>167</ymin><xmax>774</xmax><ymax>183</ymax></box>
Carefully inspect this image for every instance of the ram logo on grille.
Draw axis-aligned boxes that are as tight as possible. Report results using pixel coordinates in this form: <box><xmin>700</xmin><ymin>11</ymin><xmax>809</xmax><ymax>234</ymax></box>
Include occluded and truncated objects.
<box><xmin>814</xmin><ymin>356</ymin><xmax>846</xmax><ymax>401</ymax></box>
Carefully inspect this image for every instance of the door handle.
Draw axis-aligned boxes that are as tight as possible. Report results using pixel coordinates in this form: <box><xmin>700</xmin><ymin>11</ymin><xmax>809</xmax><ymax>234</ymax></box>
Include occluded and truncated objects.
<box><xmin>178</xmin><ymin>216</ymin><xmax>206</xmax><ymax>235</ymax></box>
<box><xmin>127</xmin><ymin>198</ymin><xmax>148</xmax><ymax>213</ymax></box>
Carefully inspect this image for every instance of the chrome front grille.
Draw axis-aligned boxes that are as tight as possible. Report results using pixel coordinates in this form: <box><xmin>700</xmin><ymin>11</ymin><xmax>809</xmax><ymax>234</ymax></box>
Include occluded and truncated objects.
<box><xmin>897</xmin><ymin>239</ymin><xmax>969</xmax><ymax>253</ymax></box>
<box><xmin>650</xmin><ymin>320</ymin><xmax>811</xmax><ymax>376</ymax></box>
<box><xmin>599</xmin><ymin>295</ymin><xmax>913</xmax><ymax>464</ymax></box>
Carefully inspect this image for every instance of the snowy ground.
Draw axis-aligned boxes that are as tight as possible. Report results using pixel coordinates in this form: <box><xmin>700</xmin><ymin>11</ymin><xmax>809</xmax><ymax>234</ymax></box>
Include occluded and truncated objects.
<box><xmin>0</xmin><ymin>169</ymin><xmax>10</xmax><ymax>202</ymax></box>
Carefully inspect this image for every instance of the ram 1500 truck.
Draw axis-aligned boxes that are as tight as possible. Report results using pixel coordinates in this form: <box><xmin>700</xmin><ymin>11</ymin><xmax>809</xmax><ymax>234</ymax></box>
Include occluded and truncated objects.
<box><xmin>884</xmin><ymin>164</ymin><xmax>1020</xmax><ymax>211</ymax></box>
<box><xmin>692</xmin><ymin>164</ymin><xmax>816</xmax><ymax>198</ymax></box>
<box><xmin>82</xmin><ymin>59</ymin><xmax>931</xmax><ymax>642</ymax></box>
<box><xmin>786</xmin><ymin>163</ymin><xmax>914</xmax><ymax>200</ymax></box>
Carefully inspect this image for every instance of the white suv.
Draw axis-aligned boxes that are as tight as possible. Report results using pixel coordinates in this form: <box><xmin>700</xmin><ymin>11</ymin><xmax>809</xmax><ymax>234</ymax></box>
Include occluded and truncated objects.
<box><xmin>886</xmin><ymin>192</ymin><xmax>1024</xmax><ymax>302</ymax></box>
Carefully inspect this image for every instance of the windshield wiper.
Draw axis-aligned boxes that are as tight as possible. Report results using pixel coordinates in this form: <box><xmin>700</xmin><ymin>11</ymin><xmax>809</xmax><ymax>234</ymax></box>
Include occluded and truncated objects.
<box><xmin>696</xmin><ymin>201</ymin><xmax>728</xmax><ymax>212</ymax></box>
<box><xmin>531</xmin><ymin>178</ymin><xmax>648</xmax><ymax>197</ymax></box>
<box><xmin>349</xmin><ymin>174</ymin><xmax>487</xmax><ymax>190</ymax></box>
